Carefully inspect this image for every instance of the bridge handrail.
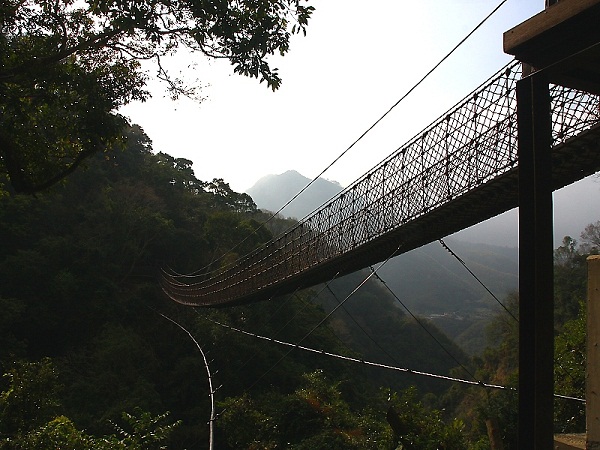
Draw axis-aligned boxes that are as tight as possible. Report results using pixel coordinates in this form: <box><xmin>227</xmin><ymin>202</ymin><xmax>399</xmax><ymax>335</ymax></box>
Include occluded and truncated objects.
<box><xmin>162</xmin><ymin>60</ymin><xmax>600</xmax><ymax>306</ymax></box>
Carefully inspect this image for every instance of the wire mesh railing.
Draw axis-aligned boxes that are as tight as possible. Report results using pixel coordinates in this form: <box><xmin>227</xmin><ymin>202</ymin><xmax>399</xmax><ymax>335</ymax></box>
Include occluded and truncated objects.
<box><xmin>161</xmin><ymin>61</ymin><xmax>600</xmax><ymax>307</ymax></box>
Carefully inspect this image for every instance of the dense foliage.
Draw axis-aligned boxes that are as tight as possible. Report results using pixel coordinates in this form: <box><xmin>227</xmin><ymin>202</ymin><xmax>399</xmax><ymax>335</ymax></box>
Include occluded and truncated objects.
<box><xmin>0</xmin><ymin>126</ymin><xmax>469</xmax><ymax>448</ymax></box>
<box><xmin>1</xmin><ymin>1</ymin><xmax>594</xmax><ymax>447</ymax></box>
<box><xmin>0</xmin><ymin>121</ymin><xmax>600</xmax><ymax>444</ymax></box>
<box><xmin>0</xmin><ymin>358</ymin><xmax>182</xmax><ymax>449</ymax></box>
<box><xmin>0</xmin><ymin>0</ymin><xmax>313</xmax><ymax>194</ymax></box>
<box><xmin>0</xmin><ymin>123</ymin><xmax>594</xmax><ymax>448</ymax></box>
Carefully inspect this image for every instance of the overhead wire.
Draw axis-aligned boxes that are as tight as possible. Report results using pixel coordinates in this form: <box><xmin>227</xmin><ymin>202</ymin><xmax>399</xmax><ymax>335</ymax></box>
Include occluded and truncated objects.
<box><xmin>167</xmin><ymin>0</ymin><xmax>513</xmax><ymax>278</ymax></box>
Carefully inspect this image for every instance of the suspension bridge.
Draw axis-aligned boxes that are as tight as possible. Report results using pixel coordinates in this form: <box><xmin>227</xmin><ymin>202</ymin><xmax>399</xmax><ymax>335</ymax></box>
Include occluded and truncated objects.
<box><xmin>161</xmin><ymin>60</ymin><xmax>600</xmax><ymax>307</ymax></box>
<box><xmin>160</xmin><ymin>2</ymin><xmax>600</xmax><ymax>448</ymax></box>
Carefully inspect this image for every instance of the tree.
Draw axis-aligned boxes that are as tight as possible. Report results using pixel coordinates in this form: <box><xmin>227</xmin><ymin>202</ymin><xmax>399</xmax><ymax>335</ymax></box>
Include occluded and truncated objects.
<box><xmin>0</xmin><ymin>360</ymin><xmax>180</xmax><ymax>450</ymax></box>
<box><xmin>0</xmin><ymin>0</ymin><xmax>314</xmax><ymax>194</ymax></box>
<box><xmin>109</xmin><ymin>408</ymin><xmax>181</xmax><ymax>450</ymax></box>
<box><xmin>554</xmin><ymin>236</ymin><xmax>586</xmax><ymax>324</ymax></box>
<box><xmin>13</xmin><ymin>415</ymin><xmax>99</xmax><ymax>450</ymax></box>
<box><xmin>386</xmin><ymin>387</ymin><xmax>467</xmax><ymax>450</ymax></box>
<box><xmin>217</xmin><ymin>370</ymin><xmax>393</xmax><ymax>449</ymax></box>
<box><xmin>554</xmin><ymin>304</ymin><xmax>586</xmax><ymax>433</ymax></box>
<box><xmin>580</xmin><ymin>220</ymin><xmax>600</xmax><ymax>254</ymax></box>
<box><xmin>206</xmin><ymin>178</ymin><xmax>257</xmax><ymax>213</ymax></box>
<box><xmin>0</xmin><ymin>358</ymin><xmax>61</xmax><ymax>436</ymax></box>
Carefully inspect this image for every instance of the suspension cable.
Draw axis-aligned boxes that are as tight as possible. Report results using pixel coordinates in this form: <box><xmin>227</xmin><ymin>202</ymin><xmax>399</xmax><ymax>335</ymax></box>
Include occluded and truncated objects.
<box><xmin>370</xmin><ymin>268</ymin><xmax>477</xmax><ymax>381</ymax></box>
<box><xmin>439</xmin><ymin>239</ymin><xmax>518</xmax><ymax>321</ymax></box>
<box><xmin>325</xmin><ymin>284</ymin><xmax>400</xmax><ymax>366</ymax></box>
<box><xmin>243</xmin><ymin>246</ymin><xmax>401</xmax><ymax>392</ymax></box>
<box><xmin>207</xmin><ymin>316</ymin><xmax>506</xmax><ymax>390</ymax></box>
<box><xmin>205</xmin><ymin>314</ymin><xmax>585</xmax><ymax>403</ymax></box>
<box><xmin>212</xmin><ymin>278</ymin><xmax>338</xmax><ymax>376</ymax></box>
<box><xmin>168</xmin><ymin>0</ymin><xmax>512</xmax><ymax>278</ymax></box>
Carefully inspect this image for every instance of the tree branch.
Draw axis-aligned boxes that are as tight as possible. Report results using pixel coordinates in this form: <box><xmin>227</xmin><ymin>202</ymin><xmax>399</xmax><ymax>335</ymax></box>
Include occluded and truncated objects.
<box><xmin>0</xmin><ymin>26</ymin><xmax>124</xmax><ymax>80</ymax></box>
<box><xmin>25</xmin><ymin>141</ymin><xmax>107</xmax><ymax>194</ymax></box>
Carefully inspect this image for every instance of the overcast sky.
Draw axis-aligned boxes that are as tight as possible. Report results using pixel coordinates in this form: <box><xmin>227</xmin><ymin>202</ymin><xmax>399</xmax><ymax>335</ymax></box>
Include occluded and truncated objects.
<box><xmin>119</xmin><ymin>0</ymin><xmax>600</xmax><ymax>246</ymax></box>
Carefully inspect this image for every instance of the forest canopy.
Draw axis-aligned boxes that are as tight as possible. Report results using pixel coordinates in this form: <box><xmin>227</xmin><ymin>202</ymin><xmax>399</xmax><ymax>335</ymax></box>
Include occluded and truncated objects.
<box><xmin>0</xmin><ymin>122</ymin><xmax>595</xmax><ymax>448</ymax></box>
<box><xmin>0</xmin><ymin>0</ymin><xmax>314</xmax><ymax>194</ymax></box>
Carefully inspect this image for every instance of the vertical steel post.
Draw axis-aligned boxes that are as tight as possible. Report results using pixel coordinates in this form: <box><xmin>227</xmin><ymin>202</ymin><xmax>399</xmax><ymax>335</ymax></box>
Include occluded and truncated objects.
<box><xmin>517</xmin><ymin>72</ymin><xmax>554</xmax><ymax>448</ymax></box>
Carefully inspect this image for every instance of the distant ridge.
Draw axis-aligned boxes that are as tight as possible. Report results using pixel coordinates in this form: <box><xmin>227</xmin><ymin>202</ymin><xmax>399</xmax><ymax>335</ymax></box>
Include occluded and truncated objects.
<box><xmin>246</xmin><ymin>170</ymin><xmax>343</xmax><ymax>219</ymax></box>
<box><xmin>245</xmin><ymin>169</ymin><xmax>600</xmax><ymax>353</ymax></box>
<box><xmin>246</xmin><ymin>169</ymin><xmax>520</xmax><ymax>354</ymax></box>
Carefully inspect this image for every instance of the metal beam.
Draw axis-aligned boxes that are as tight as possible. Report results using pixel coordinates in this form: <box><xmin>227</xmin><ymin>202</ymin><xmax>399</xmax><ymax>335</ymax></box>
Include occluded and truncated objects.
<box><xmin>517</xmin><ymin>72</ymin><xmax>554</xmax><ymax>448</ymax></box>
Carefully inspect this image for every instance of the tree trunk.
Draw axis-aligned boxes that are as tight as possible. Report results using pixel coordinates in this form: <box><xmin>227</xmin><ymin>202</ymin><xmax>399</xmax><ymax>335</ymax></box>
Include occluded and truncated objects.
<box><xmin>486</xmin><ymin>418</ymin><xmax>505</xmax><ymax>450</ymax></box>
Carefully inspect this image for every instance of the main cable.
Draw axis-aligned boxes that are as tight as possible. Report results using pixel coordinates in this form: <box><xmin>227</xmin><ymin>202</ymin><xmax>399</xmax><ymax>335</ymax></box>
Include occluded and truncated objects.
<box><xmin>168</xmin><ymin>0</ymin><xmax>512</xmax><ymax>278</ymax></box>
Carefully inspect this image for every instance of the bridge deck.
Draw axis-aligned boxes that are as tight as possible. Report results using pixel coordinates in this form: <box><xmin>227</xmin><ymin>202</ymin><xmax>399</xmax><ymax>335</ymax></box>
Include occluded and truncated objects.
<box><xmin>211</xmin><ymin>123</ymin><xmax>600</xmax><ymax>306</ymax></box>
<box><xmin>161</xmin><ymin>62</ymin><xmax>600</xmax><ymax>307</ymax></box>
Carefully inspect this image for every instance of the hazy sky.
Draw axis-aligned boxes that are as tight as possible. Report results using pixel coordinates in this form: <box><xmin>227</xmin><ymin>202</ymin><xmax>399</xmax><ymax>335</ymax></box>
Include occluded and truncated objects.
<box><xmin>120</xmin><ymin>0</ymin><xmax>542</xmax><ymax>192</ymax></box>
<box><xmin>119</xmin><ymin>0</ymin><xmax>600</xmax><ymax>246</ymax></box>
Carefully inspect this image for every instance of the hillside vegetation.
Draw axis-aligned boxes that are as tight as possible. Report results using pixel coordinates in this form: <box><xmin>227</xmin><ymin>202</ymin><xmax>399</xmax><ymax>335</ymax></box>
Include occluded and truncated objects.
<box><xmin>0</xmin><ymin>126</ymin><xmax>467</xmax><ymax>448</ymax></box>
<box><xmin>0</xmin><ymin>126</ymin><xmax>593</xmax><ymax>448</ymax></box>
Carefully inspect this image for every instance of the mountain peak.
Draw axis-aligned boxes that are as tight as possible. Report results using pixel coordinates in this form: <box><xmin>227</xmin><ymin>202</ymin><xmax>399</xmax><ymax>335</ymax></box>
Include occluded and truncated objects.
<box><xmin>246</xmin><ymin>170</ymin><xmax>343</xmax><ymax>219</ymax></box>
